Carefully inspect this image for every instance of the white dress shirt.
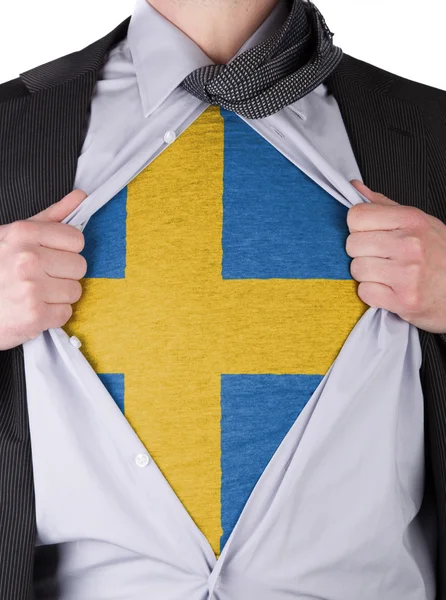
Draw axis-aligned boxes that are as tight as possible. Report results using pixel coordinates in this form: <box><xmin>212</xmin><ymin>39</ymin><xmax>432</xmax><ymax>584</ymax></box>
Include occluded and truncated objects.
<box><xmin>28</xmin><ymin>0</ymin><xmax>435</xmax><ymax>598</ymax></box>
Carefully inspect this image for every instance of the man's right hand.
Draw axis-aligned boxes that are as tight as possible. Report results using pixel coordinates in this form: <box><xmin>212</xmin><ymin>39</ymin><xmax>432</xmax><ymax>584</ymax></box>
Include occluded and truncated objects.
<box><xmin>0</xmin><ymin>190</ymin><xmax>88</xmax><ymax>351</ymax></box>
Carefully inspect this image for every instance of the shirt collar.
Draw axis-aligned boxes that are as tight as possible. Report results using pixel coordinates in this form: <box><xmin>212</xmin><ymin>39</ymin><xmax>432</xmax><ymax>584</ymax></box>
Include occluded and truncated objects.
<box><xmin>127</xmin><ymin>0</ymin><xmax>291</xmax><ymax>118</ymax></box>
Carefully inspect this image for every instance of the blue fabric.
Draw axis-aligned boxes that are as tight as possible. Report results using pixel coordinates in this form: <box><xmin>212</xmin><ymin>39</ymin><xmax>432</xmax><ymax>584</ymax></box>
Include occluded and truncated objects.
<box><xmin>221</xmin><ymin>108</ymin><xmax>351</xmax><ymax>280</ymax></box>
<box><xmin>220</xmin><ymin>374</ymin><xmax>323</xmax><ymax>550</ymax></box>
<box><xmin>80</xmin><ymin>107</ymin><xmax>357</xmax><ymax>553</ymax></box>
<box><xmin>82</xmin><ymin>187</ymin><xmax>127</xmax><ymax>278</ymax></box>
<box><xmin>98</xmin><ymin>373</ymin><xmax>125</xmax><ymax>414</ymax></box>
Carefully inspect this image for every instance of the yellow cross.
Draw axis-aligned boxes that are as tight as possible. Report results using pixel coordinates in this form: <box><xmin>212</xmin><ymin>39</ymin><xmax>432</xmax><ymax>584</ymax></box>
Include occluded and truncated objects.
<box><xmin>65</xmin><ymin>106</ymin><xmax>367</xmax><ymax>556</ymax></box>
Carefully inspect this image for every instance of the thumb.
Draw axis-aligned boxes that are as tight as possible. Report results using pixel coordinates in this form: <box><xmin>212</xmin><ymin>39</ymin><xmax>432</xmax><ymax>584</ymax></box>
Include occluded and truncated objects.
<box><xmin>350</xmin><ymin>179</ymin><xmax>399</xmax><ymax>206</ymax></box>
<box><xmin>29</xmin><ymin>189</ymin><xmax>88</xmax><ymax>223</ymax></box>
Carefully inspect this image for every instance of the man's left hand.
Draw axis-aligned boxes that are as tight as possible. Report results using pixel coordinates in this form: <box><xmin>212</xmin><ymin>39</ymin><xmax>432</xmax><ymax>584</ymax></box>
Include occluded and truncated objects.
<box><xmin>346</xmin><ymin>179</ymin><xmax>446</xmax><ymax>333</ymax></box>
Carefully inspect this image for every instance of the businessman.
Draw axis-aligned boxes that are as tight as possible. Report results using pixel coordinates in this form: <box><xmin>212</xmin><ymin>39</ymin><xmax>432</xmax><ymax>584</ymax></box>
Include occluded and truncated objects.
<box><xmin>0</xmin><ymin>0</ymin><xmax>446</xmax><ymax>598</ymax></box>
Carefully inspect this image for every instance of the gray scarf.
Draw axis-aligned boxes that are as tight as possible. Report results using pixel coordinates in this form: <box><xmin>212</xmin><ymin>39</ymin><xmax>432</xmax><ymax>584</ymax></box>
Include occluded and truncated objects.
<box><xmin>181</xmin><ymin>0</ymin><xmax>343</xmax><ymax>119</ymax></box>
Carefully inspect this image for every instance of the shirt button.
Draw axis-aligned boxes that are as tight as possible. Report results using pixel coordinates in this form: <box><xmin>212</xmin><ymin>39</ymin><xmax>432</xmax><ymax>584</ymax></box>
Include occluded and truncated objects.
<box><xmin>163</xmin><ymin>130</ymin><xmax>176</xmax><ymax>144</ymax></box>
<box><xmin>135</xmin><ymin>453</ymin><xmax>150</xmax><ymax>468</ymax></box>
<box><xmin>69</xmin><ymin>336</ymin><xmax>82</xmax><ymax>349</ymax></box>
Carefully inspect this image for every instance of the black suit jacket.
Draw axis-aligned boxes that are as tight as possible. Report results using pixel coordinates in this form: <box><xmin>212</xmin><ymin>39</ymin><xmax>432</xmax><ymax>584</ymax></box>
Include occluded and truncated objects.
<box><xmin>0</xmin><ymin>17</ymin><xmax>446</xmax><ymax>599</ymax></box>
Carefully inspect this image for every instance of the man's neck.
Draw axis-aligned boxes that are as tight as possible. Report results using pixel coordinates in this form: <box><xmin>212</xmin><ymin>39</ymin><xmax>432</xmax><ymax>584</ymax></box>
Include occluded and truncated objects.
<box><xmin>146</xmin><ymin>0</ymin><xmax>282</xmax><ymax>63</ymax></box>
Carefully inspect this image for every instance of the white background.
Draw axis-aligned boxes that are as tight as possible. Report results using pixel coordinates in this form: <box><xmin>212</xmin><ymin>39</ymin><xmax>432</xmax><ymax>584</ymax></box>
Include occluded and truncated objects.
<box><xmin>0</xmin><ymin>0</ymin><xmax>444</xmax><ymax>90</ymax></box>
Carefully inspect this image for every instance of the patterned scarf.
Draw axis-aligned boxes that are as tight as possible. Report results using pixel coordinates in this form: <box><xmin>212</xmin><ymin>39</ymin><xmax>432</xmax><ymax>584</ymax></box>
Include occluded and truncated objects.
<box><xmin>181</xmin><ymin>0</ymin><xmax>343</xmax><ymax>119</ymax></box>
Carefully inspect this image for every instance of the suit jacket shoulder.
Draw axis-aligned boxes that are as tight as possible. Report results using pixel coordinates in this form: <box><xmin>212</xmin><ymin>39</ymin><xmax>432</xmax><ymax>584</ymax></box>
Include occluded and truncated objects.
<box><xmin>392</xmin><ymin>68</ymin><xmax>446</xmax><ymax>116</ymax></box>
<box><xmin>0</xmin><ymin>76</ymin><xmax>28</xmax><ymax>103</ymax></box>
<box><xmin>0</xmin><ymin>16</ymin><xmax>130</xmax><ymax>103</ymax></box>
<box><xmin>339</xmin><ymin>53</ymin><xmax>446</xmax><ymax>119</ymax></box>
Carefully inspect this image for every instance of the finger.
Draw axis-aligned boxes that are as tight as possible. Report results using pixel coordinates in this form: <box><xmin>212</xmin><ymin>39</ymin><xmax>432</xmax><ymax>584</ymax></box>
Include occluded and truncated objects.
<box><xmin>350</xmin><ymin>256</ymin><xmax>400</xmax><ymax>288</ymax></box>
<box><xmin>350</xmin><ymin>180</ymin><xmax>399</xmax><ymax>206</ymax></box>
<box><xmin>346</xmin><ymin>230</ymin><xmax>403</xmax><ymax>259</ymax></box>
<box><xmin>41</xmin><ymin>276</ymin><xmax>83</xmax><ymax>305</ymax></box>
<box><xmin>357</xmin><ymin>281</ymin><xmax>403</xmax><ymax>315</ymax></box>
<box><xmin>38</xmin><ymin>303</ymin><xmax>74</xmax><ymax>332</ymax></box>
<box><xmin>347</xmin><ymin>203</ymin><xmax>413</xmax><ymax>233</ymax></box>
<box><xmin>37</xmin><ymin>222</ymin><xmax>84</xmax><ymax>252</ymax></box>
<box><xmin>40</xmin><ymin>247</ymin><xmax>88</xmax><ymax>280</ymax></box>
<box><xmin>30</xmin><ymin>190</ymin><xmax>87</xmax><ymax>223</ymax></box>
<box><xmin>5</xmin><ymin>220</ymin><xmax>85</xmax><ymax>252</ymax></box>
<box><xmin>366</xmin><ymin>194</ymin><xmax>400</xmax><ymax>206</ymax></box>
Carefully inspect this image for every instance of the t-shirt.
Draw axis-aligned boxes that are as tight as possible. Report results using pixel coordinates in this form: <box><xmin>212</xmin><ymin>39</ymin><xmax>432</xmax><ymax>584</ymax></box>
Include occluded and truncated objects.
<box><xmin>64</xmin><ymin>105</ymin><xmax>368</xmax><ymax>557</ymax></box>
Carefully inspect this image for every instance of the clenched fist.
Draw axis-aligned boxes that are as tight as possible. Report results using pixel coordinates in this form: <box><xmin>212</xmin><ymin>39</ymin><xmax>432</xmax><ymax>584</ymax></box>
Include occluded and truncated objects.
<box><xmin>348</xmin><ymin>180</ymin><xmax>446</xmax><ymax>333</ymax></box>
<box><xmin>0</xmin><ymin>189</ymin><xmax>88</xmax><ymax>350</ymax></box>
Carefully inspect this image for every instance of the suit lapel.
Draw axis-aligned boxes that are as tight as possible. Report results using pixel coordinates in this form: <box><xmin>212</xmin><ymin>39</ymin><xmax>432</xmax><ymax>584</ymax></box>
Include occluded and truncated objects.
<box><xmin>325</xmin><ymin>54</ymin><xmax>428</xmax><ymax>213</ymax></box>
<box><xmin>19</xmin><ymin>18</ymin><xmax>130</xmax><ymax>94</ymax></box>
<box><xmin>0</xmin><ymin>18</ymin><xmax>130</xmax><ymax>226</ymax></box>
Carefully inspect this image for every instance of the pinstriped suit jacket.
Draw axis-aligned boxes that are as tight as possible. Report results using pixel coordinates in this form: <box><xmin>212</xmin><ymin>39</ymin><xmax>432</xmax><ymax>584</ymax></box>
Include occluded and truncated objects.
<box><xmin>0</xmin><ymin>17</ymin><xmax>446</xmax><ymax>599</ymax></box>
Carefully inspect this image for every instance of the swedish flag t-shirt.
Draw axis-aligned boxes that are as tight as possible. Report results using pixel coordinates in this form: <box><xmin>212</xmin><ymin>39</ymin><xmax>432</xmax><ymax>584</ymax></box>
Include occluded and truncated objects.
<box><xmin>65</xmin><ymin>105</ymin><xmax>368</xmax><ymax>557</ymax></box>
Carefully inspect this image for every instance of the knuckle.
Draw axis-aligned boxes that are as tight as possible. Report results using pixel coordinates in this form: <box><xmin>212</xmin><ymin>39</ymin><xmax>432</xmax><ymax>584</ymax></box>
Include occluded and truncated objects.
<box><xmin>403</xmin><ymin>235</ymin><xmax>425</xmax><ymax>262</ymax></box>
<box><xmin>77</xmin><ymin>255</ymin><xmax>88</xmax><ymax>278</ymax></box>
<box><xmin>15</xmin><ymin>250</ymin><xmax>40</xmax><ymax>279</ymax></box>
<box><xmin>20</xmin><ymin>279</ymin><xmax>40</xmax><ymax>301</ymax></box>
<box><xmin>60</xmin><ymin>224</ymin><xmax>84</xmax><ymax>252</ymax></box>
<box><xmin>347</xmin><ymin>204</ymin><xmax>364</xmax><ymax>228</ymax></box>
<box><xmin>7</xmin><ymin>220</ymin><xmax>35</xmax><ymax>241</ymax></box>
<box><xmin>357</xmin><ymin>282</ymin><xmax>380</xmax><ymax>307</ymax></box>
<box><xmin>58</xmin><ymin>304</ymin><xmax>73</xmax><ymax>326</ymax></box>
<box><xmin>71</xmin><ymin>281</ymin><xmax>83</xmax><ymax>303</ymax></box>
<box><xmin>350</xmin><ymin>258</ymin><xmax>357</xmax><ymax>277</ymax></box>
<box><xmin>345</xmin><ymin>234</ymin><xmax>356</xmax><ymax>256</ymax></box>
<box><xmin>357</xmin><ymin>282</ymin><xmax>370</xmax><ymax>303</ymax></box>
<box><xmin>406</xmin><ymin>263</ymin><xmax>423</xmax><ymax>285</ymax></box>
<box><xmin>350</xmin><ymin>257</ymin><xmax>362</xmax><ymax>279</ymax></box>
<box><xmin>350</xmin><ymin>203</ymin><xmax>364</xmax><ymax>216</ymax></box>
<box><xmin>61</xmin><ymin>280</ymin><xmax>82</xmax><ymax>304</ymax></box>
<box><xmin>72</xmin><ymin>229</ymin><xmax>85</xmax><ymax>252</ymax></box>
<box><xmin>402</xmin><ymin>289</ymin><xmax>423</xmax><ymax>313</ymax></box>
<box><xmin>405</xmin><ymin>207</ymin><xmax>429</xmax><ymax>232</ymax></box>
<box><xmin>26</xmin><ymin>302</ymin><xmax>46</xmax><ymax>326</ymax></box>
